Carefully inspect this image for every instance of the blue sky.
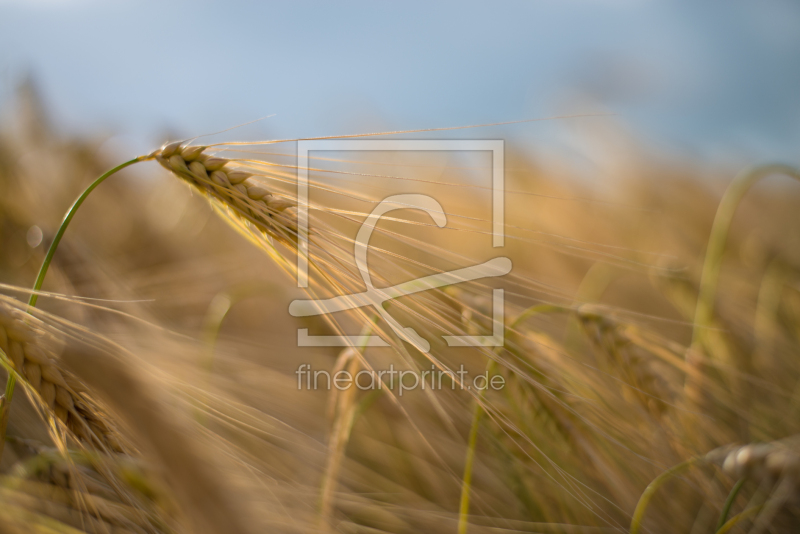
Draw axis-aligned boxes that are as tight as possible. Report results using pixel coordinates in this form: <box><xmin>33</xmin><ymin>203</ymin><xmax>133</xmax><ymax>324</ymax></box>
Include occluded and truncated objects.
<box><xmin>1</xmin><ymin>0</ymin><xmax>799</xmax><ymax>163</ymax></box>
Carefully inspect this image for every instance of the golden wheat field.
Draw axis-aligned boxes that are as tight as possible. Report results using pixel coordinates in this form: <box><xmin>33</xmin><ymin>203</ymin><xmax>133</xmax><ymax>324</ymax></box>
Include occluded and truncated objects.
<box><xmin>0</xmin><ymin>80</ymin><xmax>798</xmax><ymax>534</ymax></box>
<box><xmin>1</xmin><ymin>4</ymin><xmax>800</xmax><ymax>531</ymax></box>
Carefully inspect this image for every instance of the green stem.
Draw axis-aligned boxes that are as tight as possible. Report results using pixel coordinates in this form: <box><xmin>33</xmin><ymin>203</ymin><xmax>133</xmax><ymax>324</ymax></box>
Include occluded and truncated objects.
<box><xmin>0</xmin><ymin>388</ymin><xmax>12</xmax><ymax>461</ymax></box>
<box><xmin>196</xmin><ymin>283</ymin><xmax>278</xmax><ymax>425</ymax></box>
<box><xmin>716</xmin><ymin>479</ymin><xmax>745</xmax><ymax>531</ymax></box>
<box><xmin>201</xmin><ymin>282</ymin><xmax>279</xmax><ymax>370</ymax></box>
<box><xmin>630</xmin><ymin>457</ymin><xmax>700</xmax><ymax>534</ymax></box>
<box><xmin>715</xmin><ymin>504</ymin><xmax>763</xmax><ymax>534</ymax></box>
<box><xmin>28</xmin><ymin>157</ymin><xmax>143</xmax><ymax>308</ymax></box>
<box><xmin>691</xmin><ymin>164</ymin><xmax>800</xmax><ymax>352</ymax></box>
<box><xmin>0</xmin><ymin>156</ymin><xmax>144</xmax><ymax>462</ymax></box>
<box><xmin>457</xmin><ymin>362</ymin><xmax>493</xmax><ymax>534</ymax></box>
<box><xmin>457</xmin><ymin>304</ymin><xmax>566</xmax><ymax>534</ymax></box>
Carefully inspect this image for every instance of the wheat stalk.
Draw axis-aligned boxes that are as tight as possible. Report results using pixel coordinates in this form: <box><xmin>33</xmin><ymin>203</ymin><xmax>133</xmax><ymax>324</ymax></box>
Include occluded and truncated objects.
<box><xmin>0</xmin><ymin>297</ymin><xmax>176</xmax><ymax>533</ymax></box>
<box><xmin>0</xmin><ymin>298</ymin><xmax>121</xmax><ymax>454</ymax></box>
<box><xmin>0</xmin><ymin>292</ymin><xmax>260</xmax><ymax>534</ymax></box>
<box><xmin>154</xmin><ymin>142</ymin><xmax>300</xmax><ymax>246</ymax></box>
<box><xmin>1</xmin><ymin>142</ymin><xmax>308</xmax><ymax>455</ymax></box>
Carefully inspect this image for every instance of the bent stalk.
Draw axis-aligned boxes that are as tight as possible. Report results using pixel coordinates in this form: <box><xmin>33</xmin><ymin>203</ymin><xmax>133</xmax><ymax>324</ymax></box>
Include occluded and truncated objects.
<box><xmin>0</xmin><ymin>156</ymin><xmax>146</xmax><ymax>460</ymax></box>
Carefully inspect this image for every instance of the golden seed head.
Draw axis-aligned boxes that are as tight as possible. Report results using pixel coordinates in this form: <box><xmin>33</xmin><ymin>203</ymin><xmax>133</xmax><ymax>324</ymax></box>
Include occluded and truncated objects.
<box><xmin>168</xmin><ymin>154</ymin><xmax>190</xmax><ymax>175</ymax></box>
<box><xmin>275</xmin><ymin>207</ymin><xmax>299</xmax><ymax>231</ymax></box>
<box><xmin>210</xmin><ymin>170</ymin><xmax>231</xmax><ymax>187</ymax></box>
<box><xmin>180</xmin><ymin>145</ymin><xmax>206</xmax><ymax>161</ymax></box>
<box><xmin>265</xmin><ymin>196</ymin><xmax>295</xmax><ymax>212</ymax></box>
<box><xmin>22</xmin><ymin>344</ymin><xmax>53</xmax><ymax>365</ymax></box>
<box><xmin>245</xmin><ymin>183</ymin><xmax>270</xmax><ymax>200</ymax></box>
<box><xmin>160</xmin><ymin>141</ymin><xmax>182</xmax><ymax>158</ymax></box>
<box><xmin>189</xmin><ymin>161</ymin><xmax>209</xmax><ymax>180</ymax></box>
<box><xmin>201</xmin><ymin>156</ymin><xmax>228</xmax><ymax>171</ymax></box>
<box><xmin>226</xmin><ymin>170</ymin><xmax>252</xmax><ymax>184</ymax></box>
<box><xmin>0</xmin><ymin>299</ymin><xmax>122</xmax><ymax>453</ymax></box>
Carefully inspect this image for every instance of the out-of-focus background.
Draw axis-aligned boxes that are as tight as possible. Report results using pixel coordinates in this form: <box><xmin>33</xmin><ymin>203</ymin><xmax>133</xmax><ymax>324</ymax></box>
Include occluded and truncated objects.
<box><xmin>1</xmin><ymin>0</ymin><xmax>799</xmax><ymax>164</ymax></box>
<box><xmin>1</xmin><ymin>3</ymin><xmax>800</xmax><ymax>534</ymax></box>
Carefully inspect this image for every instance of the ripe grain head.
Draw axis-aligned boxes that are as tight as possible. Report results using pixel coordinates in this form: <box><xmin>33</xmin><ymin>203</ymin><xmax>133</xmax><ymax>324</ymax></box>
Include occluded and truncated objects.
<box><xmin>0</xmin><ymin>297</ymin><xmax>122</xmax><ymax>454</ymax></box>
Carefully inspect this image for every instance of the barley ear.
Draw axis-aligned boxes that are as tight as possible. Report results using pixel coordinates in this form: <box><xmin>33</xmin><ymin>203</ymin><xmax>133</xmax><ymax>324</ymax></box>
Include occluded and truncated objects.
<box><xmin>155</xmin><ymin>145</ymin><xmax>301</xmax><ymax>246</ymax></box>
<box><xmin>0</xmin><ymin>156</ymin><xmax>150</xmax><ymax>461</ymax></box>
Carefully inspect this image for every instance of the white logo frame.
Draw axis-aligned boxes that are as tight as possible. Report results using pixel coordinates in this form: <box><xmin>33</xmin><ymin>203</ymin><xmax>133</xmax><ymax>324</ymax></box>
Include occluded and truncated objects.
<box><xmin>294</xmin><ymin>140</ymin><xmax>506</xmax><ymax>351</ymax></box>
